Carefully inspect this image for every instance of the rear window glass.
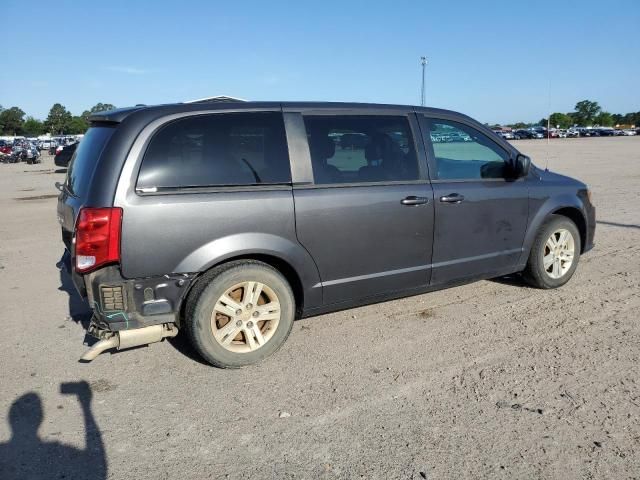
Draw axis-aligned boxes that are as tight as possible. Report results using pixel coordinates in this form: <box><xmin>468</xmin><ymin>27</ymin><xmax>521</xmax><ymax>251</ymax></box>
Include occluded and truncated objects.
<box><xmin>65</xmin><ymin>126</ymin><xmax>115</xmax><ymax>198</ymax></box>
<box><xmin>137</xmin><ymin>112</ymin><xmax>290</xmax><ymax>190</ymax></box>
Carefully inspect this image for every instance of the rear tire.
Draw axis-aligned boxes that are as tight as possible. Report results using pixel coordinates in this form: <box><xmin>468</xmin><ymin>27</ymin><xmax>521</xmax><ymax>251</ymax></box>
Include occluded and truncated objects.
<box><xmin>523</xmin><ymin>215</ymin><xmax>581</xmax><ymax>289</ymax></box>
<box><xmin>185</xmin><ymin>260</ymin><xmax>295</xmax><ymax>368</ymax></box>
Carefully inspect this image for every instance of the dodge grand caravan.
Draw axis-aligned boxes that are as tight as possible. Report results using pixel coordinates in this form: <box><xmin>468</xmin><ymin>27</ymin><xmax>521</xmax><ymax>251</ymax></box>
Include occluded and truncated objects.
<box><xmin>56</xmin><ymin>101</ymin><xmax>595</xmax><ymax>368</ymax></box>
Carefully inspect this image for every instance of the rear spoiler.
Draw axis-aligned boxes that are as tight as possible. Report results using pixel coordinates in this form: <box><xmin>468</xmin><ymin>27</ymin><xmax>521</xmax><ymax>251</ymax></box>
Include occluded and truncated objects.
<box><xmin>88</xmin><ymin>106</ymin><xmax>146</xmax><ymax>123</ymax></box>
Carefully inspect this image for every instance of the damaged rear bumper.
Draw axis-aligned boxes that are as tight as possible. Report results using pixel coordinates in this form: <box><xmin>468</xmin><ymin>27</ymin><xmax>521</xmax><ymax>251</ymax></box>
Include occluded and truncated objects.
<box><xmin>79</xmin><ymin>265</ymin><xmax>196</xmax><ymax>332</ymax></box>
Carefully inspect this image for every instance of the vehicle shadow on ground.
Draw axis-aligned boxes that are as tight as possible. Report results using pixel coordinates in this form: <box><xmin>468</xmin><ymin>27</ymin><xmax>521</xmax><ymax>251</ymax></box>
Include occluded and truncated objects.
<box><xmin>489</xmin><ymin>273</ymin><xmax>530</xmax><ymax>288</ymax></box>
<box><xmin>0</xmin><ymin>381</ymin><xmax>107</xmax><ymax>480</ymax></box>
<box><xmin>597</xmin><ymin>220</ymin><xmax>640</xmax><ymax>230</ymax></box>
<box><xmin>57</xmin><ymin>251</ymin><xmax>93</xmax><ymax>331</ymax></box>
<box><xmin>166</xmin><ymin>333</ymin><xmax>211</xmax><ymax>366</ymax></box>
<box><xmin>54</xmin><ymin>168</ymin><xmax>67</xmax><ymax>174</ymax></box>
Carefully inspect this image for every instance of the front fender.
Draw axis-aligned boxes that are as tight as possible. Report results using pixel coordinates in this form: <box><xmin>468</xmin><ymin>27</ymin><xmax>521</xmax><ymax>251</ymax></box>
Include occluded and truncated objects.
<box><xmin>174</xmin><ymin>233</ymin><xmax>323</xmax><ymax>309</ymax></box>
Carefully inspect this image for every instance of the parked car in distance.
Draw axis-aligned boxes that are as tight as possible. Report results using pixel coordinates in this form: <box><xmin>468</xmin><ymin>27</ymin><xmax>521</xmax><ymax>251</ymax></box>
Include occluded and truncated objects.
<box><xmin>58</xmin><ymin>101</ymin><xmax>596</xmax><ymax>368</ymax></box>
<box><xmin>493</xmin><ymin>130</ymin><xmax>515</xmax><ymax>140</ymax></box>
<box><xmin>0</xmin><ymin>140</ymin><xmax>14</xmax><ymax>162</ymax></box>
<box><xmin>9</xmin><ymin>140</ymin><xmax>40</xmax><ymax>164</ymax></box>
<box><xmin>622</xmin><ymin>129</ymin><xmax>637</xmax><ymax>136</ymax></box>
<box><xmin>0</xmin><ymin>140</ymin><xmax>12</xmax><ymax>155</ymax></box>
<box><xmin>25</xmin><ymin>143</ymin><xmax>41</xmax><ymax>164</ymax></box>
<box><xmin>54</xmin><ymin>141</ymin><xmax>78</xmax><ymax>167</ymax></box>
<box><xmin>597</xmin><ymin>128</ymin><xmax>615</xmax><ymax>137</ymax></box>
<box><xmin>514</xmin><ymin>129</ymin><xmax>536</xmax><ymax>139</ymax></box>
<box><xmin>39</xmin><ymin>139</ymin><xmax>53</xmax><ymax>150</ymax></box>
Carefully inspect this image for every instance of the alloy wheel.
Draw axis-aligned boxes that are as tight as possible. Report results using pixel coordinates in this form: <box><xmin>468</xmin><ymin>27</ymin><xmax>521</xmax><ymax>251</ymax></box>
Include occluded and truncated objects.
<box><xmin>210</xmin><ymin>281</ymin><xmax>281</xmax><ymax>353</ymax></box>
<box><xmin>543</xmin><ymin>228</ymin><xmax>575</xmax><ymax>279</ymax></box>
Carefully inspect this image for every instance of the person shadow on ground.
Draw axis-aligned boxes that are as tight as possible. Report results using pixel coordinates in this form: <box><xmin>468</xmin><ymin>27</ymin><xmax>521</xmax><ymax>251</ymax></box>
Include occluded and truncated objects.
<box><xmin>0</xmin><ymin>381</ymin><xmax>107</xmax><ymax>480</ymax></box>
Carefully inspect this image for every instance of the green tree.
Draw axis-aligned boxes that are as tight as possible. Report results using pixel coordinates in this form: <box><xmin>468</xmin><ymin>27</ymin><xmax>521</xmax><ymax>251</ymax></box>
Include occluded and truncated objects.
<box><xmin>621</xmin><ymin>112</ymin><xmax>640</xmax><ymax>127</ymax></box>
<box><xmin>82</xmin><ymin>103</ymin><xmax>116</xmax><ymax>121</ymax></box>
<box><xmin>45</xmin><ymin>103</ymin><xmax>72</xmax><ymax>134</ymax></box>
<box><xmin>549</xmin><ymin>112</ymin><xmax>573</xmax><ymax>129</ymax></box>
<box><xmin>66</xmin><ymin>116</ymin><xmax>89</xmax><ymax>134</ymax></box>
<box><xmin>0</xmin><ymin>107</ymin><xmax>26</xmax><ymax>135</ymax></box>
<box><xmin>595</xmin><ymin>112</ymin><xmax>614</xmax><ymax>127</ymax></box>
<box><xmin>574</xmin><ymin>100</ymin><xmax>601</xmax><ymax>126</ymax></box>
<box><xmin>22</xmin><ymin>117</ymin><xmax>45</xmax><ymax>136</ymax></box>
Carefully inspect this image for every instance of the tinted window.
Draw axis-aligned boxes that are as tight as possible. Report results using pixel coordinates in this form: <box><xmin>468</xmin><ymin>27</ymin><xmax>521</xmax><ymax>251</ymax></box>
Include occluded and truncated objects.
<box><xmin>427</xmin><ymin>119</ymin><xmax>509</xmax><ymax>180</ymax></box>
<box><xmin>66</xmin><ymin>126</ymin><xmax>115</xmax><ymax>198</ymax></box>
<box><xmin>303</xmin><ymin>116</ymin><xmax>419</xmax><ymax>184</ymax></box>
<box><xmin>137</xmin><ymin>112</ymin><xmax>290</xmax><ymax>190</ymax></box>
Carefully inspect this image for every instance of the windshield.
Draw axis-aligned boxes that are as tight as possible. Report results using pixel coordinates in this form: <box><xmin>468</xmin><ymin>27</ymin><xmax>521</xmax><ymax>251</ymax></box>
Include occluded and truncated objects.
<box><xmin>65</xmin><ymin>126</ymin><xmax>115</xmax><ymax>198</ymax></box>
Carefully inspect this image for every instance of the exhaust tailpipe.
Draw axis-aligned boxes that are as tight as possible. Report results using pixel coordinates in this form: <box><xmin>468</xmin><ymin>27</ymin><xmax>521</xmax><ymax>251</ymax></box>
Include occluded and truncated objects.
<box><xmin>80</xmin><ymin>324</ymin><xmax>178</xmax><ymax>362</ymax></box>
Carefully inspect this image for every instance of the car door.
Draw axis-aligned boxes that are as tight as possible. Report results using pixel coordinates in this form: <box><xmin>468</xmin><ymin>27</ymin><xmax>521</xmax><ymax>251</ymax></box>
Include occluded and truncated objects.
<box><xmin>419</xmin><ymin>115</ymin><xmax>529</xmax><ymax>285</ymax></box>
<box><xmin>287</xmin><ymin>109</ymin><xmax>434</xmax><ymax>305</ymax></box>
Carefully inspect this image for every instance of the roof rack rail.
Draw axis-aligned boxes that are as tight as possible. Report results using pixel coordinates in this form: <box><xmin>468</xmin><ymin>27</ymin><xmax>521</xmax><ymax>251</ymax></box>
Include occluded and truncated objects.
<box><xmin>185</xmin><ymin>95</ymin><xmax>247</xmax><ymax>104</ymax></box>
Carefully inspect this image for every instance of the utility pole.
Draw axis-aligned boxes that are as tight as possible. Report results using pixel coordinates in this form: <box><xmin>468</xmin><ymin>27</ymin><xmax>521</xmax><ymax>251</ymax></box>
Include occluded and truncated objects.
<box><xmin>420</xmin><ymin>56</ymin><xmax>427</xmax><ymax>106</ymax></box>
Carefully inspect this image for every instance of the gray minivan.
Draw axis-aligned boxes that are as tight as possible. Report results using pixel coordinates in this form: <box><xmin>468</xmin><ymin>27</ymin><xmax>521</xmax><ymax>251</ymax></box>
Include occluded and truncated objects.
<box><xmin>57</xmin><ymin>101</ymin><xmax>595</xmax><ymax>367</ymax></box>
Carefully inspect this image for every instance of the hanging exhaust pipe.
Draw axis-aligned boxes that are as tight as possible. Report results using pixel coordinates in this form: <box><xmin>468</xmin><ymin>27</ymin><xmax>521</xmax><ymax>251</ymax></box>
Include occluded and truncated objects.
<box><xmin>80</xmin><ymin>324</ymin><xmax>178</xmax><ymax>362</ymax></box>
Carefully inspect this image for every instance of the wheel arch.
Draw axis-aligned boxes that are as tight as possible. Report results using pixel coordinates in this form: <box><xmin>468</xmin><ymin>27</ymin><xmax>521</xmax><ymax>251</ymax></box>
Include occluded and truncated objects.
<box><xmin>550</xmin><ymin>207</ymin><xmax>587</xmax><ymax>253</ymax></box>
<box><xmin>178</xmin><ymin>252</ymin><xmax>314</xmax><ymax>327</ymax></box>
<box><xmin>519</xmin><ymin>196</ymin><xmax>589</xmax><ymax>266</ymax></box>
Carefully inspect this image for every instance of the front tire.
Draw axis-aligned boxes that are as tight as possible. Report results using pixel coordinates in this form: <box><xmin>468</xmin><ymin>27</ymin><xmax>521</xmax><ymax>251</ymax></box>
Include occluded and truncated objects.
<box><xmin>185</xmin><ymin>261</ymin><xmax>295</xmax><ymax>368</ymax></box>
<box><xmin>523</xmin><ymin>215</ymin><xmax>581</xmax><ymax>289</ymax></box>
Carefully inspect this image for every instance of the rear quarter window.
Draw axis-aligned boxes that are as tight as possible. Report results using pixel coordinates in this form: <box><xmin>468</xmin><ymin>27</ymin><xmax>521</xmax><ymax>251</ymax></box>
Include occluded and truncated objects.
<box><xmin>66</xmin><ymin>126</ymin><xmax>115</xmax><ymax>198</ymax></box>
<box><xmin>136</xmin><ymin>112</ymin><xmax>290</xmax><ymax>190</ymax></box>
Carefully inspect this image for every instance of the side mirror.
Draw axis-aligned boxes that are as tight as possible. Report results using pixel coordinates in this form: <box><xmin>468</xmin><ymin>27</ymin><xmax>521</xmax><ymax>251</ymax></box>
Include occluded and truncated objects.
<box><xmin>514</xmin><ymin>154</ymin><xmax>531</xmax><ymax>178</ymax></box>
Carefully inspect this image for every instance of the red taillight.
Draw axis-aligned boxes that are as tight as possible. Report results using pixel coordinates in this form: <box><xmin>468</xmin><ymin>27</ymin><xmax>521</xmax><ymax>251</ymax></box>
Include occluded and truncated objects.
<box><xmin>74</xmin><ymin>207</ymin><xmax>122</xmax><ymax>273</ymax></box>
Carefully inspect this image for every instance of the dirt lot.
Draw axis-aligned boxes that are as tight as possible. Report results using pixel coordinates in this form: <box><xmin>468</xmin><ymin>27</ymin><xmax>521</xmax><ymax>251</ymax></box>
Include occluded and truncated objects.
<box><xmin>1</xmin><ymin>137</ymin><xmax>639</xmax><ymax>479</ymax></box>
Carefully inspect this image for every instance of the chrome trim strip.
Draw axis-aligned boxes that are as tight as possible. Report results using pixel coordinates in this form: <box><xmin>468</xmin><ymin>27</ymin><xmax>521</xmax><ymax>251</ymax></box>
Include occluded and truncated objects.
<box><xmin>317</xmin><ymin>265</ymin><xmax>429</xmax><ymax>288</ymax></box>
<box><xmin>316</xmin><ymin>248</ymin><xmax>523</xmax><ymax>287</ymax></box>
<box><xmin>431</xmin><ymin>248</ymin><xmax>522</xmax><ymax>268</ymax></box>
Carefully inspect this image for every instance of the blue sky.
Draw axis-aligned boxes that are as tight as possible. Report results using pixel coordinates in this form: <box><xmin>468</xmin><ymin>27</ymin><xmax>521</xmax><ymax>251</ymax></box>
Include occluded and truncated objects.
<box><xmin>1</xmin><ymin>0</ymin><xmax>638</xmax><ymax>124</ymax></box>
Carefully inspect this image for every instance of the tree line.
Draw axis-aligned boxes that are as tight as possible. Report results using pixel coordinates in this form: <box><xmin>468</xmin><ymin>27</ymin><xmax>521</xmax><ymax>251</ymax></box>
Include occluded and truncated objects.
<box><xmin>503</xmin><ymin>100</ymin><xmax>640</xmax><ymax>130</ymax></box>
<box><xmin>2</xmin><ymin>98</ymin><xmax>638</xmax><ymax>136</ymax></box>
<box><xmin>0</xmin><ymin>103</ymin><xmax>116</xmax><ymax>136</ymax></box>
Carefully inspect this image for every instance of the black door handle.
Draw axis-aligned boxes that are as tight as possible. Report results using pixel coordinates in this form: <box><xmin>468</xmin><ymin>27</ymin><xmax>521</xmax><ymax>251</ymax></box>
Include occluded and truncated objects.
<box><xmin>439</xmin><ymin>193</ymin><xmax>465</xmax><ymax>204</ymax></box>
<box><xmin>401</xmin><ymin>196</ymin><xmax>429</xmax><ymax>206</ymax></box>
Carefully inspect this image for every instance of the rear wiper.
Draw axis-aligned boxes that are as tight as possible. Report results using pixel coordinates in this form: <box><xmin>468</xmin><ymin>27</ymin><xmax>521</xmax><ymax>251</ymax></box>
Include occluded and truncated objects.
<box><xmin>55</xmin><ymin>181</ymin><xmax>73</xmax><ymax>196</ymax></box>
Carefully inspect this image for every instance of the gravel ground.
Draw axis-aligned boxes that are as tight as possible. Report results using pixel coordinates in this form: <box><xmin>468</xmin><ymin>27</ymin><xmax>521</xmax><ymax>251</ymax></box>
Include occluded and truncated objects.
<box><xmin>0</xmin><ymin>137</ymin><xmax>639</xmax><ymax>479</ymax></box>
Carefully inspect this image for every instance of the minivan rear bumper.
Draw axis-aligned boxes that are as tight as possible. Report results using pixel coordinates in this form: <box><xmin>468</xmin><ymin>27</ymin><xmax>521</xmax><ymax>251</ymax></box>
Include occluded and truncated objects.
<box><xmin>81</xmin><ymin>265</ymin><xmax>195</xmax><ymax>331</ymax></box>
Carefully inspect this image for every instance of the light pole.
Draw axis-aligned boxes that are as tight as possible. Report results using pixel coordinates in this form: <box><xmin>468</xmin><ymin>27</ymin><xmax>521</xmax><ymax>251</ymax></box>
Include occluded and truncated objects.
<box><xmin>420</xmin><ymin>56</ymin><xmax>427</xmax><ymax>106</ymax></box>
